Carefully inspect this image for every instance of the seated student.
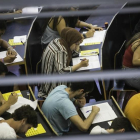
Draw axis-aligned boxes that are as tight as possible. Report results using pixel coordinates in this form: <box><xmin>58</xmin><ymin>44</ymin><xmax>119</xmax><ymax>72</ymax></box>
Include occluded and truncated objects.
<box><xmin>122</xmin><ymin>32</ymin><xmax>140</xmax><ymax>90</ymax></box>
<box><xmin>124</xmin><ymin>93</ymin><xmax>140</xmax><ymax>131</ymax></box>
<box><xmin>0</xmin><ymin>61</ymin><xmax>19</xmax><ymax>94</ymax></box>
<box><xmin>90</xmin><ymin>117</ymin><xmax>133</xmax><ymax>134</ymax></box>
<box><xmin>0</xmin><ymin>20</ymin><xmax>17</xmax><ymax>63</ymax></box>
<box><xmin>0</xmin><ymin>92</ymin><xmax>18</xmax><ymax>116</ymax></box>
<box><xmin>0</xmin><ymin>105</ymin><xmax>38</xmax><ymax>139</ymax></box>
<box><xmin>42</xmin><ymin>81</ymin><xmax>100</xmax><ymax>135</ymax></box>
<box><xmin>39</xmin><ymin>27</ymin><xmax>89</xmax><ymax>98</ymax></box>
<box><xmin>41</xmin><ymin>7</ymin><xmax>103</xmax><ymax>48</ymax></box>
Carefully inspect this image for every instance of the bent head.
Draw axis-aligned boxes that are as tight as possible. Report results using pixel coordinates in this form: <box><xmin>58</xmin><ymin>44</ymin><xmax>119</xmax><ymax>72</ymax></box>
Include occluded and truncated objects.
<box><xmin>11</xmin><ymin>105</ymin><xmax>38</xmax><ymax>134</ymax></box>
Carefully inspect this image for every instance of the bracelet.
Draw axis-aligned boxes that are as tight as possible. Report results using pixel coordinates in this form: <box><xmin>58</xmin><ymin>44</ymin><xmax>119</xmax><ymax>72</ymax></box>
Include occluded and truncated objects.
<box><xmin>83</xmin><ymin>34</ymin><xmax>87</xmax><ymax>39</ymax></box>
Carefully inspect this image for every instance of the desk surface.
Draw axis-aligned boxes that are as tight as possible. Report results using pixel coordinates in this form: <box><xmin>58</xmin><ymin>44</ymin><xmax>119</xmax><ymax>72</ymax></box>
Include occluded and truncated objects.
<box><xmin>2</xmin><ymin>19</ymin><xmax>33</xmax><ymax>59</ymax></box>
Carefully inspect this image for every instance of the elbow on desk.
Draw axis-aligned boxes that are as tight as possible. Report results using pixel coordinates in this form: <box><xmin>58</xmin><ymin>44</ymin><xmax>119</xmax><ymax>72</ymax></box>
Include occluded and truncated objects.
<box><xmin>78</xmin><ymin>126</ymin><xmax>89</xmax><ymax>132</ymax></box>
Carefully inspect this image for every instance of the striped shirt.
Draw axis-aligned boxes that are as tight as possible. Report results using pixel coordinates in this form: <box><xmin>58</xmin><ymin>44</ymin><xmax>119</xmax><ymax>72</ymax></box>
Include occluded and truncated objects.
<box><xmin>38</xmin><ymin>38</ymin><xmax>72</xmax><ymax>98</ymax></box>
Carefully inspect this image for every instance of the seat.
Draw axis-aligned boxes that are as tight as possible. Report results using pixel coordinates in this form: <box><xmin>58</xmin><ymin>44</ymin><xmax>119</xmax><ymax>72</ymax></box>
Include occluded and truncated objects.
<box><xmin>109</xmin><ymin>40</ymin><xmax>138</xmax><ymax>99</ymax></box>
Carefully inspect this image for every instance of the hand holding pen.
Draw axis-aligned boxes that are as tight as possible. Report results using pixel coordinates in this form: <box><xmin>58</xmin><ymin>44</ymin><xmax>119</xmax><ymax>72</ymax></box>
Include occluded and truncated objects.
<box><xmin>7</xmin><ymin>92</ymin><xmax>18</xmax><ymax>106</ymax></box>
<box><xmin>80</xmin><ymin>58</ymin><xmax>89</xmax><ymax>67</ymax></box>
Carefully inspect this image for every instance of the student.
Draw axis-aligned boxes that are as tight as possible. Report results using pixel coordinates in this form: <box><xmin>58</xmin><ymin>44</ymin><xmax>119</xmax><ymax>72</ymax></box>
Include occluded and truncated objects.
<box><xmin>0</xmin><ymin>61</ymin><xmax>19</xmax><ymax>94</ymax></box>
<box><xmin>124</xmin><ymin>93</ymin><xmax>140</xmax><ymax>131</ymax></box>
<box><xmin>90</xmin><ymin>117</ymin><xmax>133</xmax><ymax>134</ymax></box>
<box><xmin>0</xmin><ymin>105</ymin><xmax>38</xmax><ymax>139</ymax></box>
<box><xmin>42</xmin><ymin>81</ymin><xmax>100</xmax><ymax>135</ymax></box>
<box><xmin>122</xmin><ymin>32</ymin><xmax>140</xmax><ymax>90</ymax></box>
<box><xmin>0</xmin><ymin>92</ymin><xmax>18</xmax><ymax>116</ymax></box>
<box><xmin>38</xmin><ymin>27</ymin><xmax>89</xmax><ymax>98</ymax></box>
<box><xmin>41</xmin><ymin>7</ymin><xmax>103</xmax><ymax>48</ymax></box>
<box><xmin>0</xmin><ymin>20</ymin><xmax>17</xmax><ymax>63</ymax></box>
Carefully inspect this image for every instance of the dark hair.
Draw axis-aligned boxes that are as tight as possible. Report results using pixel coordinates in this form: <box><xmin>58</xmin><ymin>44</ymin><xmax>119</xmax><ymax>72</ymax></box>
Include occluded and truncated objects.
<box><xmin>0</xmin><ymin>20</ymin><xmax>6</xmax><ymax>30</ymax></box>
<box><xmin>11</xmin><ymin>105</ymin><xmax>38</xmax><ymax>128</ymax></box>
<box><xmin>48</xmin><ymin>7</ymin><xmax>79</xmax><ymax>30</ymax></box>
<box><xmin>70</xmin><ymin>81</ymin><xmax>94</xmax><ymax>93</ymax></box>
<box><xmin>125</xmin><ymin>32</ymin><xmax>140</xmax><ymax>49</ymax></box>
<box><xmin>110</xmin><ymin>117</ymin><xmax>133</xmax><ymax>132</ymax></box>
<box><xmin>0</xmin><ymin>61</ymin><xmax>8</xmax><ymax>75</ymax></box>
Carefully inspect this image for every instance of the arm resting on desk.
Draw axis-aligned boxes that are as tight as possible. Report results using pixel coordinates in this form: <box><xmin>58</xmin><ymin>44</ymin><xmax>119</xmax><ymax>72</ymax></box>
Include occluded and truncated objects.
<box><xmin>70</xmin><ymin>106</ymin><xmax>100</xmax><ymax>131</ymax></box>
<box><xmin>0</xmin><ymin>39</ymin><xmax>11</xmax><ymax>49</ymax></box>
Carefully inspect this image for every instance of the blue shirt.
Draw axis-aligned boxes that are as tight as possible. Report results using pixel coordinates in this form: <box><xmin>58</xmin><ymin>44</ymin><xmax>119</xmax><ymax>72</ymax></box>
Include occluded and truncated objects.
<box><xmin>41</xmin><ymin>85</ymin><xmax>78</xmax><ymax>135</ymax></box>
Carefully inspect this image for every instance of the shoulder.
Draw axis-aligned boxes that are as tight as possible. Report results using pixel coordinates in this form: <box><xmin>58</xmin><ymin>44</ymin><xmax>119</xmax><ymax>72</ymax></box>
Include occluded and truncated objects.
<box><xmin>0</xmin><ymin>122</ymin><xmax>16</xmax><ymax>139</ymax></box>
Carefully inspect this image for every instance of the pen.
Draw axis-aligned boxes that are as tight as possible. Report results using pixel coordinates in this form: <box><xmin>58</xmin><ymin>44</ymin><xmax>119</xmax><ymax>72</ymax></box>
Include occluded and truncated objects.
<box><xmin>21</xmin><ymin>41</ymin><xmax>25</xmax><ymax>45</ymax></box>
<box><xmin>11</xmin><ymin>93</ymin><xmax>13</xmax><ymax>96</ymax></box>
<box><xmin>86</xmin><ymin>110</ymin><xmax>91</xmax><ymax>113</ymax></box>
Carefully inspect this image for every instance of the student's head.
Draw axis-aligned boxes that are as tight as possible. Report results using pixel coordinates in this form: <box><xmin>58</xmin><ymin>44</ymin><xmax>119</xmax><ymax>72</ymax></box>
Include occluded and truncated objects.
<box><xmin>0</xmin><ymin>61</ymin><xmax>8</xmax><ymax>77</ymax></box>
<box><xmin>125</xmin><ymin>32</ymin><xmax>140</xmax><ymax>49</ymax></box>
<box><xmin>0</xmin><ymin>20</ymin><xmax>6</xmax><ymax>37</ymax></box>
<box><xmin>60</xmin><ymin>27</ymin><xmax>83</xmax><ymax>66</ymax></box>
<box><xmin>108</xmin><ymin>117</ymin><xmax>133</xmax><ymax>133</ymax></box>
<box><xmin>69</xmin><ymin>81</ymin><xmax>94</xmax><ymax>98</ymax></box>
<box><xmin>11</xmin><ymin>105</ymin><xmax>38</xmax><ymax>134</ymax></box>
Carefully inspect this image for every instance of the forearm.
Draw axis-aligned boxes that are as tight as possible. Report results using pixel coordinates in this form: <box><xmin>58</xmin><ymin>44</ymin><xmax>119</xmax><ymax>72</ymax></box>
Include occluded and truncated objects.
<box><xmin>83</xmin><ymin>112</ymin><xmax>97</xmax><ymax>130</ymax></box>
<box><xmin>0</xmin><ymin>102</ymin><xmax>10</xmax><ymax>116</ymax></box>
<box><xmin>0</xmin><ymin>39</ymin><xmax>11</xmax><ymax>49</ymax></box>
<box><xmin>72</xmin><ymin>63</ymin><xmax>81</xmax><ymax>72</ymax></box>
<box><xmin>76</xmin><ymin>20</ymin><xmax>91</xmax><ymax>28</ymax></box>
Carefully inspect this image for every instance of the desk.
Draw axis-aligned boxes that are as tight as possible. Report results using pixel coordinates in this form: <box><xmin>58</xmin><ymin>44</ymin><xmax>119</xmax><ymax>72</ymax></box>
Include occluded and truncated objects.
<box><xmin>2</xmin><ymin>19</ymin><xmax>34</xmax><ymax>72</ymax></box>
<box><xmin>66</xmin><ymin>96</ymin><xmax>127</xmax><ymax>135</ymax></box>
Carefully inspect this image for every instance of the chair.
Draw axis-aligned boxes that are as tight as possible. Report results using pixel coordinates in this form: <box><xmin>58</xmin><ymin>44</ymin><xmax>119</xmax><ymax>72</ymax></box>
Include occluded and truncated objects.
<box><xmin>109</xmin><ymin>40</ymin><xmax>137</xmax><ymax>99</ymax></box>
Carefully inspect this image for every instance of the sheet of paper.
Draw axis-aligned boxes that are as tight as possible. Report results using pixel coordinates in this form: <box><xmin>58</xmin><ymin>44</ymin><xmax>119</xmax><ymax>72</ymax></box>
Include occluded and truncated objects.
<box><xmin>80</xmin><ymin>102</ymin><xmax>117</xmax><ymax>124</ymax></box>
<box><xmin>14</xmin><ymin>35</ymin><xmax>27</xmax><ymax>43</ymax></box>
<box><xmin>80</xmin><ymin>30</ymin><xmax>106</xmax><ymax>46</ymax></box>
<box><xmin>80</xmin><ymin>49</ymin><xmax>99</xmax><ymax>56</ymax></box>
<box><xmin>72</xmin><ymin>55</ymin><xmax>100</xmax><ymax>71</ymax></box>
<box><xmin>22</xmin><ymin>7</ymin><xmax>39</xmax><ymax>14</ymax></box>
<box><xmin>7</xmin><ymin>96</ymin><xmax>37</xmax><ymax>114</ymax></box>
<box><xmin>0</xmin><ymin>50</ymin><xmax>23</xmax><ymax>65</ymax></box>
<box><xmin>8</xmin><ymin>39</ymin><xmax>23</xmax><ymax>46</ymax></box>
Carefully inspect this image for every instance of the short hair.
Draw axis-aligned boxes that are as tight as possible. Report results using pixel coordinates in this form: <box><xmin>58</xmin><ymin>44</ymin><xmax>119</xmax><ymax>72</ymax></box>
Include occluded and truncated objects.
<box><xmin>0</xmin><ymin>61</ymin><xmax>8</xmax><ymax>75</ymax></box>
<box><xmin>69</xmin><ymin>81</ymin><xmax>94</xmax><ymax>93</ymax></box>
<box><xmin>11</xmin><ymin>105</ymin><xmax>38</xmax><ymax>128</ymax></box>
<box><xmin>0</xmin><ymin>20</ymin><xmax>6</xmax><ymax>30</ymax></box>
<box><xmin>110</xmin><ymin>117</ymin><xmax>133</xmax><ymax>132</ymax></box>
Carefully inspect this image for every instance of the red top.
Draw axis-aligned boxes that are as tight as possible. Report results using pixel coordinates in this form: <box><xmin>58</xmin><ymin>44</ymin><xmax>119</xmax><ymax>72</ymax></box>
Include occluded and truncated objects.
<box><xmin>123</xmin><ymin>44</ymin><xmax>134</xmax><ymax>68</ymax></box>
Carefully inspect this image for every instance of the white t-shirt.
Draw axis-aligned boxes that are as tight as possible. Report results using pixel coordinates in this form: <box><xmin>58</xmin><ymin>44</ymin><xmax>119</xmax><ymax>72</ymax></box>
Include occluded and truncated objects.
<box><xmin>90</xmin><ymin>125</ymin><xmax>109</xmax><ymax>134</ymax></box>
<box><xmin>0</xmin><ymin>117</ymin><xmax>17</xmax><ymax>139</ymax></box>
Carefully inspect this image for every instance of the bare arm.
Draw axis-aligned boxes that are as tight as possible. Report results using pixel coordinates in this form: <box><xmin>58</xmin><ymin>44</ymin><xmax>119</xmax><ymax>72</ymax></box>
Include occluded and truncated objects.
<box><xmin>0</xmin><ymin>39</ymin><xmax>10</xmax><ymax>49</ymax></box>
<box><xmin>70</xmin><ymin>106</ymin><xmax>100</xmax><ymax>131</ymax></box>
<box><xmin>132</xmin><ymin>46</ymin><xmax>140</xmax><ymax>66</ymax></box>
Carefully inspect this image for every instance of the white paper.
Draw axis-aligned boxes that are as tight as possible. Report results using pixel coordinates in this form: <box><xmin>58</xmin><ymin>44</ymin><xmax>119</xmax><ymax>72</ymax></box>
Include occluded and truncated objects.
<box><xmin>80</xmin><ymin>102</ymin><xmax>117</xmax><ymax>124</ymax></box>
<box><xmin>7</xmin><ymin>96</ymin><xmax>37</xmax><ymax>114</ymax></box>
<box><xmin>0</xmin><ymin>50</ymin><xmax>23</xmax><ymax>65</ymax></box>
<box><xmin>14</xmin><ymin>35</ymin><xmax>27</xmax><ymax>43</ymax></box>
<box><xmin>22</xmin><ymin>7</ymin><xmax>39</xmax><ymax>14</ymax></box>
<box><xmin>80</xmin><ymin>30</ymin><xmax>106</xmax><ymax>46</ymax></box>
<box><xmin>72</xmin><ymin>55</ymin><xmax>100</xmax><ymax>71</ymax></box>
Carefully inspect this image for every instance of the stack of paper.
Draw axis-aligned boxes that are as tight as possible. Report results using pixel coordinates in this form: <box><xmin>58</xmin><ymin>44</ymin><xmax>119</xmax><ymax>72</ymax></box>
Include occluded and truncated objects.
<box><xmin>80</xmin><ymin>30</ymin><xmax>106</xmax><ymax>46</ymax></box>
<box><xmin>80</xmin><ymin>102</ymin><xmax>117</xmax><ymax>124</ymax></box>
<box><xmin>72</xmin><ymin>55</ymin><xmax>100</xmax><ymax>71</ymax></box>
<box><xmin>0</xmin><ymin>50</ymin><xmax>23</xmax><ymax>65</ymax></box>
<box><xmin>80</xmin><ymin>49</ymin><xmax>99</xmax><ymax>56</ymax></box>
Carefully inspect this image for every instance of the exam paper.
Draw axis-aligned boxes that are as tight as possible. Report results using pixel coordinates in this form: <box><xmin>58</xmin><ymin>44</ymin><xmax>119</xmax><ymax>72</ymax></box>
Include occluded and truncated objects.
<box><xmin>0</xmin><ymin>50</ymin><xmax>23</xmax><ymax>65</ymax></box>
<box><xmin>22</xmin><ymin>7</ymin><xmax>39</xmax><ymax>14</ymax></box>
<box><xmin>14</xmin><ymin>35</ymin><xmax>27</xmax><ymax>43</ymax></box>
<box><xmin>80</xmin><ymin>30</ymin><xmax>106</xmax><ymax>46</ymax></box>
<box><xmin>72</xmin><ymin>55</ymin><xmax>100</xmax><ymax>71</ymax></box>
<box><xmin>7</xmin><ymin>96</ymin><xmax>38</xmax><ymax>114</ymax></box>
<box><xmin>80</xmin><ymin>102</ymin><xmax>117</xmax><ymax>124</ymax></box>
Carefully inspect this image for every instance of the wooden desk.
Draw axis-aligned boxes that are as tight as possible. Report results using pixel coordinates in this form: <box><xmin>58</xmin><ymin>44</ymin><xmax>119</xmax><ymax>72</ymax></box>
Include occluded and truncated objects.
<box><xmin>2</xmin><ymin>19</ymin><xmax>34</xmax><ymax>73</ymax></box>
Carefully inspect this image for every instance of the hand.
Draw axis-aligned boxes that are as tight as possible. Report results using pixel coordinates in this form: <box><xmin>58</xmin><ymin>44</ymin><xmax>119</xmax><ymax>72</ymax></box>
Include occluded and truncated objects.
<box><xmin>92</xmin><ymin>106</ymin><xmax>100</xmax><ymax>114</ymax></box>
<box><xmin>76</xmin><ymin>97</ymin><xmax>86</xmax><ymax>107</ymax></box>
<box><xmin>7</xmin><ymin>92</ymin><xmax>18</xmax><ymax>106</ymax></box>
<box><xmin>79</xmin><ymin>58</ymin><xmax>89</xmax><ymax>67</ymax></box>
<box><xmin>4</xmin><ymin>55</ymin><xmax>17</xmax><ymax>63</ymax></box>
<box><xmin>85</xmin><ymin>29</ymin><xmax>95</xmax><ymax>38</ymax></box>
<box><xmin>88</xmin><ymin>24</ymin><xmax>103</xmax><ymax>31</ymax></box>
<box><xmin>7</xmin><ymin>48</ymin><xmax>17</xmax><ymax>56</ymax></box>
